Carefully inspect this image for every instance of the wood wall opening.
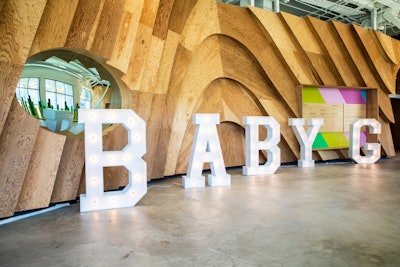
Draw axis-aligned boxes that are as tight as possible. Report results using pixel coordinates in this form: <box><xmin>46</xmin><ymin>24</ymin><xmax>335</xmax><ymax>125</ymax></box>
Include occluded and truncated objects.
<box><xmin>19</xmin><ymin>49</ymin><xmax>131</xmax><ymax>138</ymax></box>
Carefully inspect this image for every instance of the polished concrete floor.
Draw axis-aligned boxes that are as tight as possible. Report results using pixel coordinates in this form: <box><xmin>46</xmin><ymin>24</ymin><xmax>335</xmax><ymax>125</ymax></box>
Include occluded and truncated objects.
<box><xmin>1</xmin><ymin>157</ymin><xmax>400</xmax><ymax>266</ymax></box>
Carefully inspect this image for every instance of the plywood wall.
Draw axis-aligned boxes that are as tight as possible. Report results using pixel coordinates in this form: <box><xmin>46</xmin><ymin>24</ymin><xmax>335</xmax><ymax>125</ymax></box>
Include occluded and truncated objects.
<box><xmin>1</xmin><ymin>0</ymin><xmax>399</xmax><ymax>218</ymax></box>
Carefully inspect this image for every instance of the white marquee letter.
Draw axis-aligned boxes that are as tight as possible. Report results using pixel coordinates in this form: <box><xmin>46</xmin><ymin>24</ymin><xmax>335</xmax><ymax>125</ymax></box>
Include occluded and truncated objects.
<box><xmin>183</xmin><ymin>114</ymin><xmax>231</xmax><ymax>189</ymax></box>
<box><xmin>349</xmin><ymin>119</ymin><xmax>381</xmax><ymax>164</ymax></box>
<box><xmin>289</xmin><ymin>118</ymin><xmax>324</xmax><ymax>168</ymax></box>
<box><xmin>79</xmin><ymin>109</ymin><xmax>147</xmax><ymax>212</ymax></box>
<box><xmin>242</xmin><ymin>116</ymin><xmax>280</xmax><ymax>175</ymax></box>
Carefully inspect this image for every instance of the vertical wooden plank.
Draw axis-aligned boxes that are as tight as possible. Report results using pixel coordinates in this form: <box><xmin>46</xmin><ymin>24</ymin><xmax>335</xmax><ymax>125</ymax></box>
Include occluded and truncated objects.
<box><xmin>65</xmin><ymin>0</ymin><xmax>105</xmax><ymax>50</ymax></box>
<box><xmin>0</xmin><ymin>0</ymin><xmax>47</xmax><ymax>64</ymax></box>
<box><xmin>140</xmin><ymin>0</ymin><xmax>161</xmax><ymax>28</ymax></box>
<box><xmin>140</xmin><ymin>36</ymin><xmax>165</xmax><ymax>93</ymax></box>
<box><xmin>29</xmin><ymin>0</ymin><xmax>80</xmax><ymax>55</ymax></box>
<box><xmin>106</xmin><ymin>0</ymin><xmax>145</xmax><ymax>74</ymax></box>
<box><xmin>306</xmin><ymin>16</ymin><xmax>364</xmax><ymax>87</ymax></box>
<box><xmin>145</xmin><ymin>94</ymin><xmax>167</xmax><ymax>179</ymax></box>
<box><xmin>0</xmin><ymin>62</ymin><xmax>23</xmax><ymax>136</ymax></box>
<box><xmin>333</xmin><ymin>22</ymin><xmax>395</xmax><ymax>124</ymax></box>
<box><xmin>169</xmin><ymin>0</ymin><xmax>199</xmax><ymax>34</ymax></box>
<box><xmin>353</xmin><ymin>25</ymin><xmax>396</xmax><ymax>95</ymax></box>
<box><xmin>89</xmin><ymin>0</ymin><xmax>126</xmax><ymax>59</ymax></box>
<box><xmin>0</xmin><ymin>99</ymin><xmax>40</xmax><ymax>218</ymax></box>
<box><xmin>0</xmin><ymin>0</ymin><xmax>47</xmax><ymax>135</ymax></box>
<box><xmin>154</xmin><ymin>30</ymin><xmax>180</xmax><ymax>94</ymax></box>
<box><xmin>50</xmin><ymin>138</ymin><xmax>85</xmax><ymax>203</ymax></box>
<box><xmin>121</xmin><ymin>24</ymin><xmax>153</xmax><ymax>91</ymax></box>
<box><xmin>15</xmin><ymin>129</ymin><xmax>66</xmax><ymax>211</ymax></box>
<box><xmin>153</xmin><ymin>0</ymin><xmax>175</xmax><ymax>40</ymax></box>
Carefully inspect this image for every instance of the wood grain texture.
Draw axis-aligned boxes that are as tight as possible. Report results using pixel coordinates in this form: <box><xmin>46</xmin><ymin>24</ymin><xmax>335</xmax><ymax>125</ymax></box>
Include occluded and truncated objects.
<box><xmin>306</xmin><ymin>16</ymin><xmax>364</xmax><ymax>87</ymax></box>
<box><xmin>106</xmin><ymin>0</ymin><xmax>144</xmax><ymax>73</ymax></box>
<box><xmin>29</xmin><ymin>0</ymin><xmax>80</xmax><ymax>55</ymax></box>
<box><xmin>15</xmin><ymin>129</ymin><xmax>65</xmax><ymax>211</ymax></box>
<box><xmin>0</xmin><ymin>0</ymin><xmax>47</xmax><ymax>64</ymax></box>
<box><xmin>65</xmin><ymin>0</ymin><xmax>106</xmax><ymax>50</ymax></box>
<box><xmin>1</xmin><ymin>0</ymin><xmax>400</xmax><ymax>216</ymax></box>
<box><xmin>50</xmin><ymin>138</ymin><xmax>85</xmax><ymax>203</ymax></box>
<box><xmin>0</xmin><ymin>99</ymin><xmax>40</xmax><ymax>217</ymax></box>
<box><xmin>153</xmin><ymin>0</ymin><xmax>175</xmax><ymax>40</ymax></box>
<box><xmin>0</xmin><ymin>62</ymin><xmax>23</xmax><ymax>137</ymax></box>
<box><xmin>333</xmin><ymin>21</ymin><xmax>395</xmax><ymax>156</ymax></box>
<box><xmin>89</xmin><ymin>0</ymin><xmax>126</xmax><ymax>59</ymax></box>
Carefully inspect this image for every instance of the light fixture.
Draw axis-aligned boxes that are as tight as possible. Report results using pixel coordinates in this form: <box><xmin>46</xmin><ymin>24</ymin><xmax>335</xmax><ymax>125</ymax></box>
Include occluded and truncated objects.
<box><xmin>242</xmin><ymin>116</ymin><xmax>281</xmax><ymax>175</ymax></box>
<box><xmin>79</xmin><ymin>109</ymin><xmax>147</xmax><ymax>212</ymax></box>
<box><xmin>182</xmin><ymin>114</ymin><xmax>231</xmax><ymax>189</ymax></box>
<box><xmin>289</xmin><ymin>118</ymin><xmax>324</xmax><ymax>168</ymax></box>
<box><xmin>349</xmin><ymin>118</ymin><xmax>381</xmax><ymax>164</ymax></box>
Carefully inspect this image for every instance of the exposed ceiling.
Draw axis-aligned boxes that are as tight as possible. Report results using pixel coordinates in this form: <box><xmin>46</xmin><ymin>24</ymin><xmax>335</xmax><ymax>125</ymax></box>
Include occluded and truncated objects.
<box><xmin>217</xmin><ymin>0</ymin><xmax>400</xmax><ymax>39</ymax></box>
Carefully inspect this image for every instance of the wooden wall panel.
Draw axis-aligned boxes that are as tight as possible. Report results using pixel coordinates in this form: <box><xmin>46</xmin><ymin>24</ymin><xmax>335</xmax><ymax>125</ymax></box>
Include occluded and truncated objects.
<box><xmin>15</xmin><ymin>129</ymin><xmax>65</xmax><ymax>211</ymax></box>
<box><xmin>29</xmin><ymin>0</ymin><xmax>80</xmax><ymax>55</ymax></box>
<box><xmin>89</xmin><ymin>0</ymin><xmax>126</xmax><ymax>60</ymax></box>
<box><xmin>50</xmin><ymin>138</ymin><xmax>85</xmax><ymax>203</ymax></box>
<box><xmin>0</xmin><ymin>62</ymin><xmax>23</xmax><ymax>136</ymax></box>
<box><xmin>153</xmin><ymin>0</ymin><xmax>175</xmax><ymax>40</ymax></box>
<box><xmin>106</xmin><ymin>0</ymin><xmax>144</xmax><ymax>73</ymax></box>
<box><xmin>121</xmin><ymin>24</ymin><xmax>153</xmax><ymax>91</ymax></box>
<box><xmin>244</xmin><ymin>5</ymin><xmax>304</xmax><ymax>117</ymax></box>
<box><xmin>374</xmin><ymin>31</ymin><xmax>400</xmax><ymax>65</ymax></box>
<box><xmin>353</xmin><ymin>25</ymin><xmax>395</xmax><ymax>95</ymax></box>
<box><xmin>0</xmin><ymin>0</ymin><xmax>47</xmax><ymax>65</ymax></box>
<box><xmin>0</xmin><ymin>99</ymin><xmax>40</xmax><ymax>218</ymax></box>
<box><xmin>1</xmin><ymin>0</ymin><xmax>400</xmax><ymax>217</ymax></box>
<box><xmin>0</xmin><ymin>0</ymin><xmax>47</xmax><ymax>135</ymax></box>
<box><xmin>306</xmin><ymin>16</ymin><xmax>364</xmax><ymax>87</ymax></box>
<box><xmin>140</xmin><ymin>0</ymin><xmax>161</xmax><ymax>28</ymax></box>
<box><xmin>169</xmin><ymin>0</ymin><xmax>199</xmax><ymax>35</ymax></box>
<box><xmin>164</xmin><ymin>35</ymin><xmax>224</xmax><ymax>176</ymax></box>
<box><xmin>65</xmin><ymin>0</ymin><xmax>106</xmax><ymax>50</ymax></box>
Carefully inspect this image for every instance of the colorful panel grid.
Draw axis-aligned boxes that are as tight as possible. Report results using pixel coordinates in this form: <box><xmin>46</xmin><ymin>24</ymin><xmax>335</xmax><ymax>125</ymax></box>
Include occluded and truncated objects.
<box><xmin>303</xmin><ymin>87</ymin><xmax>366</xmax><ymax>104</ymax></box>
<box><xmin>303</xmin><ymin>87</ymin><xmax>367</xmax><ymax>150</ymax></box>
<box><xmin>312</xmin><ymin>131</ymin><xmax>367</xmax><ymax>150</ymax></box>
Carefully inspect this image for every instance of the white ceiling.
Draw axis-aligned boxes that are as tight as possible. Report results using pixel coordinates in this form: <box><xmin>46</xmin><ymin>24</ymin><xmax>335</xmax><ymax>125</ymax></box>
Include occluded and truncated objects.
<box><xmin>217</xmin><ymin>0</ymin><xmax>400</xmax><ymax>38</ymax></box>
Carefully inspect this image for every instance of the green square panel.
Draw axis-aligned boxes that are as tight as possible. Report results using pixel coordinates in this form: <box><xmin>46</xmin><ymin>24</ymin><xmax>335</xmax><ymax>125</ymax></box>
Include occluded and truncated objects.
<box><xmin>312</xmin><ymin>132</ymin><xmax>329</xmax><ymax>149</ymax></box>
<box><xmin>303</xmin><ymin>87</ymin><xmax>325</xmax><ymax>103</ymax></box>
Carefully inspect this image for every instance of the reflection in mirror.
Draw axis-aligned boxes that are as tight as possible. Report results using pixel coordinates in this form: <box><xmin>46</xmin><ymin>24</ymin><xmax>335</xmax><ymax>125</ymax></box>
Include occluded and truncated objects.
<box><xmin>16</xmin><ymin>50</ymin><xmax>121</xmax><ymax>136</ymax></box>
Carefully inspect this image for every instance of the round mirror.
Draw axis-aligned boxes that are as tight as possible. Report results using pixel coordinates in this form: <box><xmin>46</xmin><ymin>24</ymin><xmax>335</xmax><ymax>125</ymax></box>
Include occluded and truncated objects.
<box><xmin>15</xmin><ymin>49</ymin><xmax>122</xmax><ymax>136</ymax></box>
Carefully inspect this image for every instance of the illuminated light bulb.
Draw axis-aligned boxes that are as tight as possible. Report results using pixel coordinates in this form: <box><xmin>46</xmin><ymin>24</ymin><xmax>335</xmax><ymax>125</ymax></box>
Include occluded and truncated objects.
<box><xmin>134</xmin><ymin>174</ymin><xmax>141</xmax><ymax>181</ymax></box>
<box><xmin>91</xmin><ymin>178</ymin><xmax>97</xmax><ymax>184</ymax></box>
<box><xmin>196</xmin><ymin>145</ymin><xmax>204</xmax><ymax>151</ymax></box>
<box><xmin>133</xmin><ymin>134</ymin><xmax>140</xmax><ymax>141</ymax></box>
<box><xmin>90</xmin><ymin>156</ymin><xmax>98</xmax><ymax>164</ymax></box>
<box><xmin>90</xmin><ymin>134</ymin><xmax>98</xmax><ymax>143</ymax></box>
<box><xmin>108</xmin><ymin>113</ymin><xmax>116</xmax><ymax>120</ymax></box>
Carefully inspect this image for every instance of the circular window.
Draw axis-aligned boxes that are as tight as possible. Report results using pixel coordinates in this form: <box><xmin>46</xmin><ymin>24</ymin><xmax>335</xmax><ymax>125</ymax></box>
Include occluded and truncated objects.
<box><xmin>16</xmin><ymin>49</ymin><xmax>123</xmax><ymax>136</ymax></box>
